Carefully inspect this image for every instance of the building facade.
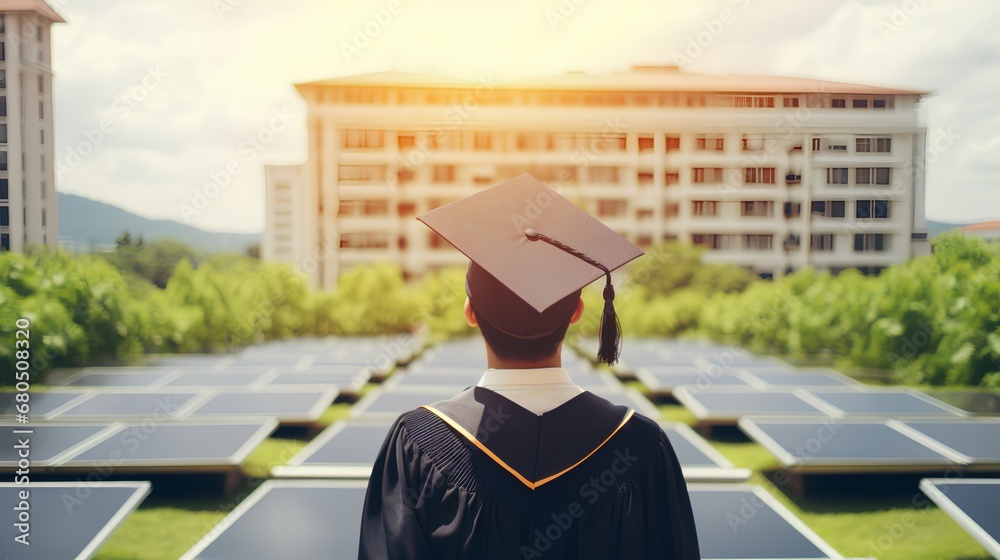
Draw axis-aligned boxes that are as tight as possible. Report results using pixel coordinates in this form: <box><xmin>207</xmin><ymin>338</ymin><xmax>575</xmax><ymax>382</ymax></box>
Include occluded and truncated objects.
<box><xmin>0</xmin><ymin>0</ymin><xmax>61</xmax><ymax>252</ymax></box>
<box><xmin>264</xmin><ymin>67</ymin><xmax>930</xmax><ymax>289</ymax></box>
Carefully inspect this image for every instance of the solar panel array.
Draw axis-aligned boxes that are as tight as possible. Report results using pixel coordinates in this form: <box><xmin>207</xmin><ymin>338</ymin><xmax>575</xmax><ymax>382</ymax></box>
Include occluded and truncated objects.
<box><xmin>24</xmin><ymin>335</ymin><xmax>985</xmax><ymax>558</ymax></box>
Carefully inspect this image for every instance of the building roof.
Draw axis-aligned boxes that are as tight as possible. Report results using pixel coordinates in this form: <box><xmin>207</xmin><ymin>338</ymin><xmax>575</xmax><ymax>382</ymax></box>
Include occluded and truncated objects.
<box><xmin>960</xmin><ymin>220</ymin><xmax>1000</xmax><ymax>232</ymax></box>
<box><xmin>298</xmin><ymin>67</ymin><xmax>929</xmax><ymax>95</ymax></box>
<box><xmin>0</xmin><ymin>0</ymin><xmax>65</xmax><ymax>22</ymax></box>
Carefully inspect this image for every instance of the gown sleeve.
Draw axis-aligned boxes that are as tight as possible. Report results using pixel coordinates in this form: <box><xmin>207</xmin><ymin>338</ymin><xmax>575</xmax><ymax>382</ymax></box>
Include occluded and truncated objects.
<box><xmin>358</xmin><ymin>416</ymin><xmax>436</xmax><ymax>560</ymax></box>
<box><xmin>658</xmin><ymin>430</ymin><xmax>702</xmax><ymax>560</ymax></box>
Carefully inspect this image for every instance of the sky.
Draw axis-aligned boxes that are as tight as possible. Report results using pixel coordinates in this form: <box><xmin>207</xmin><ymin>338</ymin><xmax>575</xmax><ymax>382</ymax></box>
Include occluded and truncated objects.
<box><xmin>52</xmin><ymin>0</ymin><xmax>1000</xmax><ymax>234</ymax></box>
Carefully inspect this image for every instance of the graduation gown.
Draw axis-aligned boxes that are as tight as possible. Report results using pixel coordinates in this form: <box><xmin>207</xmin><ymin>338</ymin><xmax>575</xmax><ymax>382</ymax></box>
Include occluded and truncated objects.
<box><xmin>359</xmin><ymin>387</ymin><xmax>701</xmax><ymax>559</ymax></box>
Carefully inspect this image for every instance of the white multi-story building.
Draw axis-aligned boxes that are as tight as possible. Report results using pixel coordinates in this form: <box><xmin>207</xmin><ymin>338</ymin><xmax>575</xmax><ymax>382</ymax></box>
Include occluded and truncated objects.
<box><xmin>264</xmin><ymin>67</ymin><xmax>930</xmax><ymax>289</ymax></box>
<box><xmin>0</xmin><ymin>0</ymin><xmax>61</xmax><ymax>253</ymax></box>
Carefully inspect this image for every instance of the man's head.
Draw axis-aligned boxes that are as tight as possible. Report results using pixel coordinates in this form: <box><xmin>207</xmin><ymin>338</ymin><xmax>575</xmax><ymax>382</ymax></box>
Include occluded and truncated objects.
<box><xmin>464</xmin><ymin>296</ymin><xmax>585</xmax><ymax>364</ymax></box>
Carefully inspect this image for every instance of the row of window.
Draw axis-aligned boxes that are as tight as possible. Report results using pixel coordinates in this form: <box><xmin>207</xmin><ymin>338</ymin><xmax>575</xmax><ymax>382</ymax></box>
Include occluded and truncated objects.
<box><xmin>692</xmin><ymin>233</ymin><xmax>889</xmax><ymax>252</ymax></box>
<box><xmin>688</xmin><ymin>199</ymin><xmax>890</xmax><ymax>219</ymax></box>
<box><xmin>328</xmin><ymin>87</ymin><xmax>895</xmax><ymax>110</ymax></box>
<box><xmin>0</xmin><ymin>205</ymin><xmax>47</xmax><ymax>227</ymax></box>
<box><xmin>342</xmin><ymin>130</ymin><xmax>894</xmax><ymax>155</ymax></box>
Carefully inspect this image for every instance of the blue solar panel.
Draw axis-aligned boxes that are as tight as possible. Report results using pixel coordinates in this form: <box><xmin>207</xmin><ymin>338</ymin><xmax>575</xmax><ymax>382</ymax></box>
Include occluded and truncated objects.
<box><xmin>920</xmin><ymin>479</ymin><xmax>1000</xmax><ymax>558</ymax></box>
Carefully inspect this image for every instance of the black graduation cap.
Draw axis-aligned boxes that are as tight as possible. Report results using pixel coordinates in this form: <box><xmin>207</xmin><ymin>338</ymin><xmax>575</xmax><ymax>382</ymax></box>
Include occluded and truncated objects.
<box><xmin>417</xmin><ymin>173</ymin><xmax>644</xmax><ymax>365</ymax></box>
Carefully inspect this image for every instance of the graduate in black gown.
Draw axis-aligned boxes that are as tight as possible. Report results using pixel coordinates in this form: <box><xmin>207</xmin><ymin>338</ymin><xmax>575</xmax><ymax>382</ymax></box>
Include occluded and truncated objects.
<box><xmin>359</xmin><ymin>174</ymin><xmax>701</xmax><ymax>559</ymax></box>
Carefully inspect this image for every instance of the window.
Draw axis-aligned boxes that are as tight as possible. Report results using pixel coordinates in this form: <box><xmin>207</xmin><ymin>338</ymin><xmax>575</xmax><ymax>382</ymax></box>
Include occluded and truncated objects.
<box><xmin>665</xmin><ymin>136</ymin><xmax>680</xmax><ymax>152</ymax></box>
<box><xmin>637</xmin><ymin>171</ymin><xmax>653</xmax><ymax>185</ymax></box>
<box><xmin>692</xmin><ymin>234</ymin><xmax>736</xmax><ymax>250</ymax></box>
<box><xmin>589</xmin><ymin>167</ymin><xmax>618</xmax><ymax>183</ymax></box>
<box><xmin>597</xmin><ymin>200</ymin><xmax>627</xmax><ymax>217</ymax></box>
<box><xmin>857</xmin><ymin>199</ymin><xmax>890</xmax><ymax>219</ymax></box>
<box><xmin>811</xmin><ymin>138</ymin><xmax>821</xmax><ymax>151</ymax></box>
<box><xmin>854</xmin><ymin>233</ymin><xmax>885</xmax><ymax>252</ymax></box>
<box><xmin>811</xmin><ymin>200</ymin><xmax>846</xmax><ymax>218</ymax></box>
<box><xmin>741</xmin><ymin>201</ymin><xmax>773</xmax><ymax>217</ymax></box>
<box><xmin>744</xmin><ymin>167</ymin><xmax>776</xmax><ymax>184</ymax></box>
<box><xmin>397</xmin><ymin>202</ymin><xmax>416</xmax><ymax>216</ymax></box>
<box><xmin>397</xmin><ymin>135</ymin><xmax>416</xmax><ymax>149</ymax></box>
<box><xmin>338</xmin><ymin>200</ymin><xmax>388</xmax><ymax>216</ymax></box>
<box><xmin>0</xmin><ymin>42</ymin><xmax>4</xmax><ymax>61</ymax></box>
<box><xmin>0</xmin><ymin>179</ymin><xmax>6</xmax><ymax>199</ymax></box>
<box><xmin>38</xmin><ymin>75</ymin><xmax>43</xmax><ymax>94</ymax></box>
<box><xmin>695</xmin><ymin>135</ymin><xmax>724</xmax><ymax>151</ymax></box>
<box><xmin>853</xmin><ymin>99</ymin><xmax>868</xmax><ymax>108</ymax></box>
<box><xmin>638</xmin><ymin>135</ymin><xmax>654</xmax><ymax>152</ymax></box>
<box><xmin>664</xmin><ymin>202</ymin><xmax>679</xmax><ymax>217</ymax></box>
<box><xmin>0</xmin><ymin>96</ymin><xmax>5</xmax><ymax>116</ymax></box>
<box><xmin>692</xmin><ymin>201</ymin><xmax>718</xmax><ymax>216</ymax></box>
<box><xmin>832</xmin><ymin>98</ymin><xmax>846</xmax><ymax>108</ymax></box>
<box><xmin>340</xmin><ymin>232</ymin><xmax>389</xmax><ymax>249</ymax></box>
<box><xmin>0</xmin><ymin>124</ymin><xmax>6</xmax><ymax>144</ymax></box>
<box><xmin>745</xmin><ymin>234</ymin><xmax>773</xmax><ymax>250</ymax></box>
<box><xmin>664</xmin><ymin>171</ymin><xmax>679</xmax><ymax>185</ymax></box>
<box><xmin>783</xmin><ymin>97</ymin><xmax>799</xmax><ymax>108</ymax></box>
<box><xmin>784</xmin><ymin>202</ymin><xmax>801</xmax><ymax>218</ymax></box>
<box><xmin>827</xmin><ymin>168</ymin><xmax>848</xmax><ymax>184</ymax></box>
<box><xmin>342</xmin><ymin>130</ymin><xmax>384</xmax><ymax>149</ymax></box>
<box><xmin>810</xmin><ymin>234</ymin><xmax>835</xmax><ymax>251</ymax></box>
<box><xmin>856</xmin><ymin>167</ymin><xmax>891</xmax><ymax>185</ymax></box>
<box><xmin>856</xmin><ymin>137</ymin><xmax>891</xmax><ymax>153</ymax></box>
<box><xmin>0</xmin><ymin>151</ymin><xmax>6</xmax><ymax>171</ymax></box>
<box><xmin>693</xmin><ymin>168</ymin><xmax>723</xmax><ymax>183</ymax></box>
<box><xmin>338</xmin><ymin>165</ymin><xmax>386</xmax><ymax>182</ymax></box>
<box><xmin>873</xmin><ymin>99</ymin><xmax>887</xmax><ymax>108</ymax></box>
<box><xmin>0</xmin><ymin>205</ymin><xmax>8</xmax><ymax>226</ymax></box>
<box><xmin>432</xmin><ymin>165</ymin><xmax>454</xmax><ymax>182</ymax></box>
<box><xmin>735</xmin><ymin>96</ymin><xmax>774</xmax><ymax>108</ymax></box>
<box><xmin>829</xmin><ymin>143</ymin><xmax>847</xmax><ymax>151</ymax></box>
<box><xmin>396</xmin><ymin>168</ymin><xmax>414</xmax><ymax>185</ymax></box>
<box><xmin>0</xmin><ymin>70</ymin><xmax>5</xmax><ymax>89</ymax></box>
<box><xmin>41</xmin><ymin>208</ymin><xmax>45</xmax><ymax>226</ymax></box>
<box><xmin>473</xmin><ymin>132</ymin><xmax>491</xmax><ymax>150</ymax></box>
<box><xmin>1</xmin><ymin>233</ymin><xmax>8</xmax><ymax>251</ymax></box>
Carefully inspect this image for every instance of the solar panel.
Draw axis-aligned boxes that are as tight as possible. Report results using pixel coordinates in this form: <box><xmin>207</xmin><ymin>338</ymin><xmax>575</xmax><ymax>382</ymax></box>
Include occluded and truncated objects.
<box><xmin>230</xmin><ymin>354</ymin><xmax>308</xmax><ymax>367</ymax></box>
<box><xmin>674</xmin><ymin>388</ymin><xmax>830</xmax><ymax>423</ymax></box>
<box><xmin>0</xmin><ymin>481</ymin><xmax>150</xmax><ymax>560</ymax></box>
<box><xmin>803</xmin><ymin>389</ymin><xmax>968</xmax><ymax>418</ymax></box>
<box><xmin>891</xmin><ymin>419</ymin><xmax>1000</xmax><ymax>466</ymax></box>
<box><xmin>0</xmin><ymin>424</ymin><xmax>117</xmax><ymax>467</ymax></box>
<box><xmin>384</xmin><ymin>370</ymin><xmax>618</xmax><ymax>392</ymax></box>
<box><xmin>660</xmin><ymin>423</ymin><xmax>751</xmax><ymax>482</ymax></box>
<box><xmin>185</xmin><ymin>389</ymin><xmax>338</xmax><ymax>423</ymax></box>
<box><xmin>54</xmin><ymin>391</ymin><xmax>204</xmax><ymax>420</ymax></box>
<box><xmin>738</xmin><ymin>417</ymin><xmax>965</xmax><ymax>472</ymax></box>
<box><xmin>637</xmin><ymin>367</ymin><xmax>753</xmax><ymax>396</ymax></box>
<box><xmin>266</xmin><ymin>371</ymin><xmax>369</xmax><ymax>391</ymax></box>
<box><xmin>0</xmin><ymin>390</ymin><xmax>93</xmax><ymax>419</ymax></box>
<box><xmin>272</xmin><ymin>421</ymin><xmax>392</xmax><ymax>478</ymax></box>
<box><xmin>60</xmin><ymin>420</ymin><xmax>277</xmax><ymax>468</ymax></box>
<box><xmin>689</xmin><ymin>484</ymin><xmax>844</xmax><ymax>559</ymax></box>
<box><xmin>695</xmin><ymin>354</ymin><xmax>789</xmax><ymax>375</ymax></box>
<box><xmin>211</xmin><ymin>365</ymin><xmax>280</xmax><ymax>376</ymax></box>
<box><xmin>920</xmin><ymin>478</ymin><xmax>1000</xmax><ymax>558</ymax></box>
<box><xmin>163</xmin><ymin>371</ymin><xmax>269</xmax><ymax>387</ymax></box>
<box><xmin>61</xmin><ymin>370</ymin><xmax>178</xmax><ymax>388</ymax></box>
<box><xmin>179</xmin><ymin>480</ymin><xmax>368</xmax><ymax>560</ymax></box>
<box><xmin>148</xmin><ymin>355</ymin><xmax>232</xmax><ymax>367</ymax></box>
<box><xmin>352</xmin><ymin>388</ymin><xmax>458</xmax><ymax>420</ymax></box>
<box><xmin>739</xmin><ymin>371</ymin><xmax>864</xmax><ymax>391</ymax></box>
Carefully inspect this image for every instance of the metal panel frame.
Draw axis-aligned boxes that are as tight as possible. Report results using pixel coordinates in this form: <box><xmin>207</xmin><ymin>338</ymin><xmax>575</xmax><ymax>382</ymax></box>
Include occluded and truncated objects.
<box><xmin>919</xmin><ymin>478</ymin><xmax>1000</xmax><ymax>559</ymax></box>
<box><xmin>271</xmin><ymin>420</ymin><xmax>393</xmax><ymax>479</ymax></box>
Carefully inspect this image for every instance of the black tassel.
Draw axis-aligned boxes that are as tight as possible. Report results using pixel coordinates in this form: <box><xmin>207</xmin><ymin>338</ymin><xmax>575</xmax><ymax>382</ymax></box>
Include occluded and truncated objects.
<box><xmin>596</xmin><ymin>273</ymin><xmax>621</xmax><ymax>365</ymax></box>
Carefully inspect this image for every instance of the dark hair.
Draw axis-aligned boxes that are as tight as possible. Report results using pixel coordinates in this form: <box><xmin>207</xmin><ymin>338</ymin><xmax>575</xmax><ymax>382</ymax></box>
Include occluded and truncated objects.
<box><xmin>474</xmin><ymin>307</ymin><xmax>571</xmax><ymax>363</ymax></box>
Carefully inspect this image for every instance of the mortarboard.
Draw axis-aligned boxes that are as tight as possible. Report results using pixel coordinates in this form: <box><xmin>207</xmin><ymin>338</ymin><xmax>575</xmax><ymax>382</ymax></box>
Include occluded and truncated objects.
<box><xmin>417</xmin><ymin>173</ymin><xmax>644</xmax><ymax>364</ymax></box>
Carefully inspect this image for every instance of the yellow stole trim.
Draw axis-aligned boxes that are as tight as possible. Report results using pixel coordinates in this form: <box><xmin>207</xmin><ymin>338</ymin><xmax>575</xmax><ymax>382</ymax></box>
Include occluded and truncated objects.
<box><xmin>420</xmin><ymin>405</ymin><xmax>635</xmax><ymax>490</ymax></box>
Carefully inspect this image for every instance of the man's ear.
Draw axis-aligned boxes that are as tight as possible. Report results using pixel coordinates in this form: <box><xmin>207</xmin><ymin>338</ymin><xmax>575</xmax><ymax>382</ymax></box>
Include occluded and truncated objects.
<box><xmin>568</xmin><ymin>298</ymin><xmax>585</xmax><ymax>325</ymax></box>
<box><xmin>464</xmin><ymin>298</ymin><xmax>478</xmax><ymax>327</ymax></box>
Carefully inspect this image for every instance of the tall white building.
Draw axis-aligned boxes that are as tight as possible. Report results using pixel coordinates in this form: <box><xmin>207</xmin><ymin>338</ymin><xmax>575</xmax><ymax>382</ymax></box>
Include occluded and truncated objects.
<box><xmin>264</xmin><ymin>67</ymin><xmax>930</xmax><ymax>289</ymax></box>
<box><xmin>0</xmin><ymin>0</ymin><xmax>61</xmax><ymax>253</ymax></box>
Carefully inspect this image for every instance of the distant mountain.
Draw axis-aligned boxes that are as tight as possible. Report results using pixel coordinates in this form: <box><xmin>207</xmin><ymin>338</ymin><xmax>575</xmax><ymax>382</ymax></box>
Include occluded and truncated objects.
<box><xmin>57</xmin><ymin>193</ymin><xmax>260</xmax><ymax>253</ymax></box>
<box><xmin>927</xmin><ymin>220</ymin><xmax>963</xmax><ymax>238</ymax></box>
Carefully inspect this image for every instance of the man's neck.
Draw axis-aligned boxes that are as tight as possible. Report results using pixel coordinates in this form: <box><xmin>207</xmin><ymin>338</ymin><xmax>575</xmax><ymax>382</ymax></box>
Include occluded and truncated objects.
<box><xmin>484</xmin><ymin>342</ymin><xmax>563</xmax><ymax>370</ymax></box>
